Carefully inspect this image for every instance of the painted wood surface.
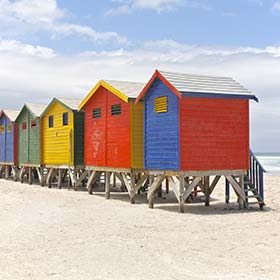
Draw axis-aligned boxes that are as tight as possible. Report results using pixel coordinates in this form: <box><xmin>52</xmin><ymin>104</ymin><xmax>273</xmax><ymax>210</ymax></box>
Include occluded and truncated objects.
<box><xmin>17</xmin><ymin>107</ymin><xmax>41</xmax><ymax>165</ymax></box>
<box><xmin>43</xmin><ymin>102</ymin><xmax>74</xmax><ymax>165</ymax></box>
<box><xmin>130</xmin><ymin>101</ymin><xmax>144</xmax><ymax>169</ymax></box>
<box><xmin>83</xmin><ymin>85</ymin><xmax>143</xmax><ymax>169</ymax></box>
<box><xmin>42</xmin><ymin>101</ymin><xmax>84</xmax><ymax>166</ymax></box>
<box><xmin>0</xmin><ymin>113</ymin><xmax>17</xmax><ymax>163</ymax></box>
<box><xmin>144</xmin><ymin>77</ymin><xmax>180</xmax><ymax>170</ymax></box>
<box><xmin>180</xmin><ymin>97</ymin><xmax>249</xmax><ymax>171</ymax></box>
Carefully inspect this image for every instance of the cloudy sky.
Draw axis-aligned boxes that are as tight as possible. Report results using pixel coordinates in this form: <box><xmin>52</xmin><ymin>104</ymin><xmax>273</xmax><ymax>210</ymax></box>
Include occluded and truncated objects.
<box><xmin>0</xmin><ymin>0</ymin><xmax>279</xmax><ymax>152</ymax></box>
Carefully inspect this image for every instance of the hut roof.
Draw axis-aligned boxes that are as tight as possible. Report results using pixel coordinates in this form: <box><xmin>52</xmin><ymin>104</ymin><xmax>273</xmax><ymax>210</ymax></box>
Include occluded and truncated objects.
<box><xmin>0</xmin><ymin>109</ymin><xmax>20</xmax><ymax>122</ymax></box>
<box><xmin>136</xmin><ymin>70</ymin><xmax>258</xmax><ymax>103</ymax></box>
<box><xmin>41</xmin><ymin>97</ymin><xmax>83</xmax><ymax>117</ymax></box>
<box><xmin>26</xmin><ymin>103</ymin><xmax>47</xmax><ymax>117</ymax></box>
<box><xmin>79</xmin><ymin>80</ymin><xmax>145</xmax><ymax>110</ymax></box>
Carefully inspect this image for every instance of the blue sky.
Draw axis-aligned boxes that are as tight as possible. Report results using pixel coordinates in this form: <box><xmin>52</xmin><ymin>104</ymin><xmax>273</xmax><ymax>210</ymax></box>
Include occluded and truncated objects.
<box><xmin>0</xmin><ymin>0</ymin><xmax>280</xmax><ymax>152</ymax></box>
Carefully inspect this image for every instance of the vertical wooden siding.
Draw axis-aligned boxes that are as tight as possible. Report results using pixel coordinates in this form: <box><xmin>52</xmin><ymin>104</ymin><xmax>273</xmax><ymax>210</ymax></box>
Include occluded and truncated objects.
<box><xmin>43</xmin><ymin>102</ymin><xmax>74</xmax><ymax>166</ymax></box>
<box><xmin>17</xmin><ymin>108</ymin><xmax>29</xmax><ymax>164</ymax></box>
<box><xmin>29</xmin><ymin>116</ymin><xmax>41</xmax><ymax>164</ymax></box>
<box><xmin>106</xmin><ymin>92</ymin><xmax>130</xmax><ymax>168</ymax></box>
<box><xmin>84</xmin><ymin>86</ymin><xmax>107</xmax><ymax>167</ymax></box>
<box><xmin>83</xmin><ymin>86</ymin><xmax>136</xmax><ymax>168</ymax></box>
<box><xmin>144</xmin><ymin>78</ymin><xmax>180</xmax><ymax>170</ymax></box>
<box><xmin>130</xmin><ymin>101</ymin><xmax>144</xmax><ymax>169</ymax></box>
<box><xmin>5</xmin><ymin>117</ymin><xmax>15</xmax><ymax>163</ymax></box>
<box><xmin>180</xmin><ymin>97</ymin><xmax>250</xmax><ymax>171</ymax></box>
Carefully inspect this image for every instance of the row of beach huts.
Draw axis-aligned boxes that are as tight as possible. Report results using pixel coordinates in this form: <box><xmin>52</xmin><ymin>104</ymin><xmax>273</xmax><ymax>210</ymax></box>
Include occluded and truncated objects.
<box><xmin>0</xmin><ymin>70</ymin><xmax>266</xmax><ymax>212</ymax></box>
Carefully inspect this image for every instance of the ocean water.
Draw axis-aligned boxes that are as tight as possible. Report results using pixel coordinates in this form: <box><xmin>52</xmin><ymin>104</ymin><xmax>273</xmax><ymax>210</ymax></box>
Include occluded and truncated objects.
<box><xmin>255</xmin><ymin>153</ymin><xmax>280</xmax><ymax>174</ymax></box>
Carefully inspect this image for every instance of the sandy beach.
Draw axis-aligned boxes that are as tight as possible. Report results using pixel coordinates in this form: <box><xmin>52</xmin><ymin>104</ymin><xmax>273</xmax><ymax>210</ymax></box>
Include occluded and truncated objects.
<box><xmin>0</xmin><ymin>174</ymin><xmax>279</xmax><ymax>280</ymax></box>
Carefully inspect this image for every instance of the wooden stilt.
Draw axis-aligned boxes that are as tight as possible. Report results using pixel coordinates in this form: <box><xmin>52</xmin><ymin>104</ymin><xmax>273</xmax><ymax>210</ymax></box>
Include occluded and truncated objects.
<box><xmin>238</xmin><ymin>175</ymin><xmax>245</xmax><ymax>209</ymax></box>
<box><xmin>87</xmin><ymin>171</ymin><xmax>97</xmax><ymax>194</ymax></box>
<box><xmin>58</xmin><ymin>169</ymin><xmax>62</xmax><ymax>189</ymax></box>
<box><xmin>225</xmin><ymin>179</ymin><xmax>230</xmax><ymax>204</ymax></box>
<box><xmin>157</xmin><ymin>184</ymin><xmax>162</xmax><ymax>198</ymax></box>
<box><xmin>179</xmin><ymin>174</ymin><xmax>185</xmax><ymax>213</ymax></box>
<box><xmin>13</xmin><ymin>166</ymin><xmax>18</xmax><ymax>182</ymax></box>
<box><xmin>105</xmin><ymin>172</ymin><xmax>111</xmax><ymax>199</ymax></box>
<box><xmin>19</xmin><ymin>167</ymin><xmax>25</xmax><ymax>183</ymax></box>
<box><xmin>73</xmin><ymin>169</ymin><xmax>78</xmax><ymax>191</ymax></box>
<box><xmin>28</xmin><ymin>167</ymin><xmax>32</xmax><ymax>185</ymax></box>
<box><xmin>46</xmin><ymin>168</ymin><xmax>54</xmax><ymax>188</ymax></box>
<box><xmin>225</xmin><ymin>175</ymin><xmax>247</xmax><ymax>208</ymax></box>
<box><xmin>165</xmin><ymin>177</ymin><xmax>169</xmax><ymax>194</ymax></box>
<box><xmin>204</xmin><ymin>176</ymin><xmax>210</xmax><ymax>207</ymax></box>
<box><xmin>130</xmin><ymin>172</ymin><xmax>136</xmax><ymax>204</ymax></box>
<box><xmin>130</xmin><ymin>173</ymin><xmax>148</xmax><ymax>203</ymax></box>
<box><xmin>147</xmin><ymin>175</ymin><xmax>165</xmax><ymax>209</ymax></box>
<box><xmin>41</xmin><ymin>168</ymin><xmax>45</xmax><ymax>186</ymax></box>
<box><xmin>5</xmin><ymin>165</ymin><xmax>9</xmax><ymax>180</ymax></box>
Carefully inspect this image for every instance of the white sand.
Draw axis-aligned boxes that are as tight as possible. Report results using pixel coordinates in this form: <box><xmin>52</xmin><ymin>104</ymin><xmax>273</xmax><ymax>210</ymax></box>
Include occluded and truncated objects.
<box><xmin>0</xmin><ymin>175</ymin><xmax>279</xmax><ymax>280</ymax></box>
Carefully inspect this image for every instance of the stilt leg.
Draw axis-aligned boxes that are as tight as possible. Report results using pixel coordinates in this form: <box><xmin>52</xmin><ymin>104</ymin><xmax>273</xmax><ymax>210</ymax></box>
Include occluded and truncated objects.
<box><xmin>5</xmin><ymin>166</ymin><xmax>9</xmax><ymax>180</ymax></box>
<box><xmin>105</xmin><ymin>172</ymin><xmax>111</xmax><ymax>199</ymax></box>
<box><xmin>165</xmin><ymin>178</ymin><xmax>169</xmax><ymax>194</ymax></box>
<box><xmin>28</xmin><ymin>167</ymin><xmax>32</xmax><ymax>185</ymax></box>
<box><xmin>58</xmin><ymin>169</ymin><xmax>62</xmax><ymax>189</ymax></box>
<box><xmin>130</xmin><ymin>172</ymin><xmax>136</xmax><ymax>204</ymax></box>
<box><xmin>225</xmin><ymin>179</ymin><xmax>230</xmax><ymax>204</ymax></box>
<box><xmin>205</xmin><ymin>176</ymin><xmax>210</xmax><ymax>207</ymax></box>
<box><xmin>41</xmin><ymin>168</ymin><xmax>45</xmax><ymax>186</ymax></box>
<box><xmin>179</xmin><ymin>174</ymin><xmax>185</xmax><ymax>213</ymax></box>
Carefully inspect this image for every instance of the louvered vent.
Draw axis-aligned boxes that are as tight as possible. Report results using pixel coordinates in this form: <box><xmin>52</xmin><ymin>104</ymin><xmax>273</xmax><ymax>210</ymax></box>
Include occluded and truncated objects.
<box><xmin>155</xmin><ymin>96</ymin><xmax>168</xmax><ymax>113</ymax></box>
<box><xmin>111</xmin><ymin>104</ymin><xmax>121</xmax><ymax>116</ymax></box>
<box><xmin>92</xmin><ymin>108</ymin><xmax>101</xmax><ymax>118</ymax></box>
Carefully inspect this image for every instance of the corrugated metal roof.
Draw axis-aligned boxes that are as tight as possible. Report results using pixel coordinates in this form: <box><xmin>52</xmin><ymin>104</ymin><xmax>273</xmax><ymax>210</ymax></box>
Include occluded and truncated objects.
<box><xmin>104</xmin><ymin>80</ymin><xmax>145</xmax><ymax>99</ymax></box>
<box><xmin>2</xmin><ymin>109</ymin><xmax>20</xmax><ymax>122</ymax></box>
<box><xmin>159</xmin><ymin>70</ymin><xmax>251</xmax><ymax>95</ymax></box>
<box><xmin>58</xmin><ymin>98</ymin><xmax>83</xmax><ymax>110</ymax></box>
<box><xmin>26</xmin><ymin>103</ymin><xmax>47</xmax><ymax>117</ymax></box>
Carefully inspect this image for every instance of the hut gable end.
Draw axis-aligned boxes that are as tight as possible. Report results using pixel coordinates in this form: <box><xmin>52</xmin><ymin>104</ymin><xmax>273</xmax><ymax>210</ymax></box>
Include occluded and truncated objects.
<box><xmin>144</xmin><ymin>77</ymin><xmax>180</xmax><ymax>170</ymax></box>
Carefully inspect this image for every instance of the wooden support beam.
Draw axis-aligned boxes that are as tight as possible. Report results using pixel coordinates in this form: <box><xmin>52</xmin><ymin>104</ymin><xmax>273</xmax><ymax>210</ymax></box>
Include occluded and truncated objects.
<box><xmin>19</xmin><ymin>167</ymin><xmax>25</xmax><ymax>183</ymax></box>
<box><xmin>36</xmin><ymin>167</ymin><xmax>42</xmax><ymax>184</ymax></box>
<box><xmin>225</xmin><ymin>175</ymin><xmax>247</xmax><ymax>208</ymax></box>
<box><xmin>87</xmin><ymin>171</ymin><xmax>96</xmax><ymax>194</ymax></box>
<box><xmin>57</xmin><ymin>169</ymin><xmax>62</xmax><ymax>189</ymax></box>
<box><xmin>5</xmin><ymin>165</ymin><xmax>9</xmax><ymax>180</ymax></box>
<box><xmin>147</xmin><ymin>175</ymin><xmax>165</xmax><ymax>209</ymax></box>
<box><xmin>169</xmin><ymin>177</ymin><xmax>180</xmax><ymax>201</ymax></box>
<box><xmin>179</xmin><ymin>174</ymin><xmax>185</xmax><ymax>213</ymax></box>
<box><xmin>114</xmin><ymin>172</ymin><xmax>126</xmax><ymax>191</ymax></box>
<box><xmin>105</xmin><ymin>172</ymin><xmax>111</xmax><ymax>199</ymax></box>
<box><xmin>13</xmin><ymin>166</ymin><xmax>18</xmax><ymax>182</ymax></box>
<box><xmin>120</xmin><ymin>173</ymin><xmax>132</xmax><ymax>194</ymax></box>
<box><xmin>165</xmin><ymin>177</ymin><xmax>169</xmax><ymax>194</ymax></box>
<box><xmin>46</xmin><ymin>168</ymin><xmax>54</xmax><ymax>188</ymax></box>
<box><xmin>28</xmin><ymin>167</ymin><xmax>32</xmax><ymax>185</ymax></box>
<box><xmin>204</xmin><ymin>176</ymin><xmax>210</xmax><ymax>207</ymax></box>
<box><xmin>74</xmin><ymin>170</ymin><xmax>87</xmax><ymax>189</ymax></box>
<box><xmin>130</xmin><ymin>173</ymin><xmax>148</xmax><ymax>197</ymax></box>
<box><xmin>209</xmin><ymin>175</ymin><xmax>221</xmax><ymax>195</ymax></box>
<box><xmin>40</xmin><ymin>168</ymin><xmax>45</xmax><ymax>186</ymax></box>
<box><xmin>130</xmin><ymin>172</ymin><xmax>136</xmax><ymax>204</ymax></box>
<box><xmin>183</xmin><ymin>177</ymin><xmax>202</xmax><ymax>202</ymax></box>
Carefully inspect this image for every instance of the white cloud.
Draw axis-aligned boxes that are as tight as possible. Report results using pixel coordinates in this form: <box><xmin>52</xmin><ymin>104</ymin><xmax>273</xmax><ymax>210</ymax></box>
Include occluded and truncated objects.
<box><xmin>0</xmin><ymin>0</ymin><xmax>127</xmax><ymax>43</ymax></box>
<box><xmin>106</xmin><ymin>0</ymin><xmax>209</xmax><ymax>15</ymax></box>
<box><xmin>272</xmin><ymin>1</ymin><xmax>280</xmax><ymax>11</ymax></box>
<box><xmin>1</xmin><ymin>39</ymin><xmax>280</xmax><ymax>152</ymax></box>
